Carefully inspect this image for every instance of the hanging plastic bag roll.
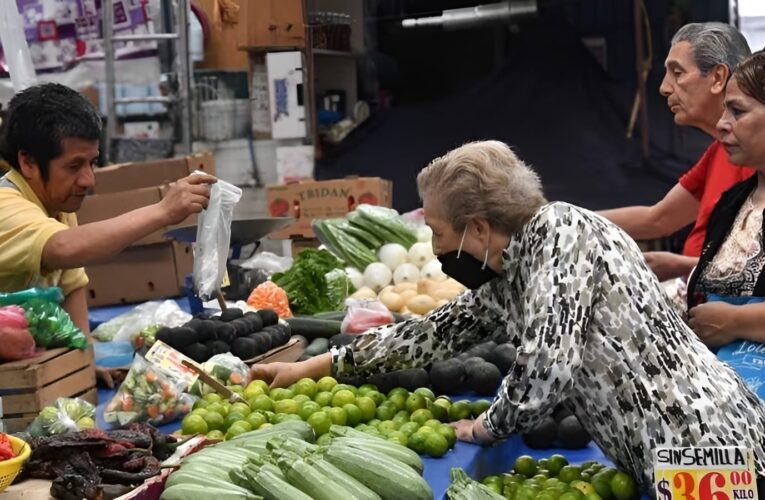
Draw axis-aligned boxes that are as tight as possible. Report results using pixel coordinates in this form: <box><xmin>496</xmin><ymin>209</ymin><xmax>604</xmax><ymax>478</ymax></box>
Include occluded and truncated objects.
<box><xmin>0</xmin><ymin>0</ymin><xmax>37</xmax><ymax>91</ymax></box>
<box><xmin>192</xmin><ymin>171</ymin><xmax>242</xmax><ymax>300</ymax></box>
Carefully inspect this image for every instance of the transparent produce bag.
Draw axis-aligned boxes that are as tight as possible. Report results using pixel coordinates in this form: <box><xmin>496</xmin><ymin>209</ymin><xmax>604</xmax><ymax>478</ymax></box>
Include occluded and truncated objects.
<box><xmin>192</xmin><ymin>171</ymin><xmax>242</xmax><ymax>301</ymax></box>
<box><xmin>27</xmin><ymin>397</ymin><xmax>96</xmax><ymax>437</ymax></box>
<box><xmin>103</xmin><ymin>355</ymin><xmax>195</xmax><ymax>428</ymax></box>
<box><xmin>341</xmin><ymin>298</ymin><xmax>395</xmax><ymax>334</ymax></box>
<box><xmin>188</xmin><ymin>353</ymin><xmax>251</xmax><ymax>396</ymax></box>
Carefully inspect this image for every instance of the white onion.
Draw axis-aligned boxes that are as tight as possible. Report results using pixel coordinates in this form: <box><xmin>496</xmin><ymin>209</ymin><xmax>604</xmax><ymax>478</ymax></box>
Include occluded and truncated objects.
<box><xmin>421</xmin><ymin>259</ymin><xmax>447</xmax><ymax>281</ymax></box>
<box><xmin>416</xmin><ymin>225</ymin><xmax>433</xmax><ymax>243</ymax></box>
<box><xmin>393</xmin><ymin>263</ymin><xmax>421</xmax><ymax>285</ymax></box>
<box><xmin>408</xmin><ymin>242</ymin><xmax>435</xmax><ymax>268</ymax></box>
<box><xmin>377</xmin><ymin>243</ymin><xmax>408</xmax><ymax>271</ymax></box>
<box><xmin>362</xmin><ymin>262</ymin><xmax>393</xmax><ymax>292</ymax></box>
<box><xmin>345</xmin><ymin>267</ymin><xmax>364</xmax><ymax>290</ymax></box>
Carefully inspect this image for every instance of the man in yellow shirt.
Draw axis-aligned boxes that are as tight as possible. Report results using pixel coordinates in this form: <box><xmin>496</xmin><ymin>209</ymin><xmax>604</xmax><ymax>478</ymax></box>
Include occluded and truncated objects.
<box><xmin>0</xmin><ymin>83</ymin><xmax>215</xmax><ymax>382</ymax></box>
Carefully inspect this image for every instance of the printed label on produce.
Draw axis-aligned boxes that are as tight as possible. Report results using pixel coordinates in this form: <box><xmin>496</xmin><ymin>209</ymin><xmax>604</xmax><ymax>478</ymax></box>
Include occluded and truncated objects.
<box><xmin>145</xmin><ymin>341</ymin><xmax>199</xmax><ymax>387</ymax></box>
<box><xmin>654</xmin><ymin>447</ymin><xmax>757</xmax><ymax>500</ymax></box>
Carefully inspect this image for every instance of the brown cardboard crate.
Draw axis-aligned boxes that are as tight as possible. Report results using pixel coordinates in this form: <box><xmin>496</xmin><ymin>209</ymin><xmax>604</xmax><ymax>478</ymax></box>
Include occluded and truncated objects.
<box><xmin>85</xmin><ymin>242</ymin><xmax>192</xmax><ymax>307</ymax></box>
<box><xmin>0</xmin><ymin>347</ymin><xmax>96</xmax><ymax>422</ymax></box>
<box><xmin>93</xmin><ymin>152</ymin><xmax>215</xmax><ymax>195</ymax></box>
<box><xmin>266</xmin><ymin>177</ymin><xmax>393</xmax><ymax>239</ymax></box>
<box><xmin>244</xmin><ymin>337</ymin><xmax>304</xmax><ymax>365</ymax></box>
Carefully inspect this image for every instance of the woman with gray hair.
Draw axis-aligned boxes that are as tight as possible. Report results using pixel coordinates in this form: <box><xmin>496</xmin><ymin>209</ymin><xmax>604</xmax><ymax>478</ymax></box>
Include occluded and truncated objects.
<box><xmin>252</xmin><ymin>141</ymin><xmax>765</xmax><ymax>492</ymax></box>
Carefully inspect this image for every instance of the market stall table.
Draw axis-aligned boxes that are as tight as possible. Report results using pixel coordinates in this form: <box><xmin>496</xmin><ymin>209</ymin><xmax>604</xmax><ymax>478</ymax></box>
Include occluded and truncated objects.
<box><xmin>93</xmin><ymin>386</ymin><xmax>616</xmax><ymax>500</ymax></box>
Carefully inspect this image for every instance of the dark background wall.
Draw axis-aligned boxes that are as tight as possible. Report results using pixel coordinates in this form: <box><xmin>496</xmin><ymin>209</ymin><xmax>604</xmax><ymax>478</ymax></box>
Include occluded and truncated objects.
<box><xmin>315</xmin><ymin>0</ymin><xmax>730</xmax><ymax>231</ymax></box>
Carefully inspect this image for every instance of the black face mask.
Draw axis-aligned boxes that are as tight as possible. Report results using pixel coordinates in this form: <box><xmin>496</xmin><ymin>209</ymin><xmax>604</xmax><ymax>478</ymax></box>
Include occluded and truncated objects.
<box><xmin>437</xmin><ymin>224</ymin><xmax>500</xmax><ymax>289</ymax></box>
<box><xmin>438</xmin><ymin>250</ymin><xmax>500</xmax><ymax>289</ymax></box>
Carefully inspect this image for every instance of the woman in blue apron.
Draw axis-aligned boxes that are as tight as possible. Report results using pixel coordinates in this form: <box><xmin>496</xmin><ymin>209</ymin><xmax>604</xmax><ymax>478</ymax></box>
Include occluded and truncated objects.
<box><xmin>685</xmin><ymin>49</ymin><xmax>765</xmax><ymax>498</ymax></box>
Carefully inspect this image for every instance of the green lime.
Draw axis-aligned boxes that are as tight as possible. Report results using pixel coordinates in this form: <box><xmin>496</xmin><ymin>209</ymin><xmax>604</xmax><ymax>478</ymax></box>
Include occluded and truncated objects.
<box><xmin>274</xmin><ymin>399</ymin><xmax>300</xmax><ymax>415</ymax></box>
<box><xmin>537</xmin><ymin>491</ymin><xmax>560</xmax><ymax>500</ymax></box>
<box><xmin>294</xmin><ymin>378</ymin><xmax>318</xmax><ymax>398</ymax></box>
<box><xmin>316</xmin><ymin>433</ymin><xmax>333</xmax><ymax>446</ymax></box>
<box><xmin>243</xmin><ymin>382</ymin><xmax>266</xmax><ymax>401</ymax></box>
<box><xmin>558</xmin><ymin>466</ymin><xmax>582</xmax><ymax>484</ymax></box>
<box><xmin>366</xmin><ymin>391</ymin><xmax>386</xmax><ymax>407</ymax></box>
<box><xmin>270</xmin><ymin>388</ymin><xmax>294</xmax><ymax>401</ymax></box>
<box><xmin>571</xmin><ymin>481</ymin><xmax>595</xmax><ymax>496</ymax></box>
<box><xmin>229</xmin><ymin>385</ymin><xmax>244</xmax><ymax>395</ymax></box>
<box><xmin>328</xmin><ymin>406</ymin><xmax>347</xmax><ymax>426</ymax></box>
<box><xmin>393</xmin><ymin>410</ymin><xmax>411</xmax><ymax>426</ymax></box>
<box><xmin>470</xmin><ymin>399</ymin><xmax>492</xmax><ymax>417</ymax></box>
<box><xmin>436</xmin><ymin>424</ymin><xmax>457</xmax><ymax>447</ymax></box>
<box><xmin>224</xmin><ymin>411</ymin><xmax>246</xmax><ymax>430</ymax></box>
<box><xmin>423</xmin><ymin>432</ymin><xmax>449</xmax><ymax>458</ymax></box>
<box><xmin>206</xmin><ymin>429</ymin><xmax>225</xmax><ymax>440</ymax></box>
<box><xmin>368</xmin><ymin>418</ymin><xmax>381</xmax><ymax>427</ymax></box>
<box><xmin>246</xmin><ymin>412</ymin><xmax>267</xmax><ymax>430</ymax></box>
<box><xmin>356</xmin><ymin>396</ymin><xmax>377</xmax><ymax>422</ymax></box>
<box><xmin>181</xmin><ymin>414</ymin><xmax>208</xmax><ymax>435</ymax></box>
<box><xmin>424</xmin><ymin>418</ymin><xmax>442</xmax><ymax>429</ymax></box>
<box><xmin>559</xmin><ymin>491</ymin><xmax>585</xmax><ymax>500</ymax></box>
<box><xmin>414</xmin><ymin>387</ymin><xmax>435</xmax><ymax>401</ymax></box>
<box><xmin>249</xmin><ymin>395</ymin><xmax>274</xmax><ymax>413</ymax></box>
<box><xmin>585</xmin><ymin>493</ymin><xmax>604</xmax><ymax>500</ymax></box>
<box><xmin>387</xmin><ymin>387</ymin><xmax>409</xmax><ymax>399</ymax></box>
<box><xmin>193</xmin><ymin>399</ymin><xmax>209</xmax><ymax>410</ymax></box>
<box><xmin>332</xmin><ymin>384</ymin><xmax>358</xmax><ymax>395</ymax></box>
<box><xmin>387</xmin><ymin>393</ymin><xmax>407</xmax><ymax>412</ymax></box>
<box><xmin>547</xmin><ymin>454</ymin><xmax>569</xmax><ymax>476</ymax></box>
<box><xmin>610</xmin><ymin>472</ymin><xmax>637</xmax><ymax>500</ymax></box>
<box><xmin>293</xmin><ymin>394</ymin><xmax>311</xmax><ymax>405</ymax></box>
<box><xmin>307</xmin><ymin>411</ymin><xmax>332</xmax><ymax>436</ymax></box>
<box><xmin>410</xmin><ymin>408</ymin><xmax>434</xmax><ymax>426</ymax></box>
<box><xmin>344</xmin><ymin>404</ymin><xmax>363</xmax><ymax>426</ymax></box>
<box><xmin>378</xmin><ymin>420</ymin><xmax>399</xmax><ymax>434</ymax></box>
<box><xmin>225</xmin><ymin>423</ymin><xmax>251</xmax><ymax>440</ymax></box>
<box><xmin>405</xmin><ymin>393</ymin><xmax>427</xmax><ymax>413</ymax></box>
<box><xmin>191</xmin><ymin>408</ymin><xmax>208</xmax><ymax>417</ymax></box>
<box><xmin>316</xmin><ymin>376</ymin><xmax>338</xmax><ymax>393</ymax></box>
<box><xmin>230</xmin><ymin>402</ymin><xmax>251</xmax><ymax>417</ymax></box>
<box><xmin>448</xmin><ymin>400</ymin><xmax>472</xmax><ymax>421</ymax></box>
<box><xmin>514</xmin><ymin>455</ymin><xmax>539</xmax><ymax>478</ymax></box>
<box><xmin>408</xmin><ymin>431</ymin><xmax>429</xmax><ymax>454</ymax></box>
<box><xmin>203</xmin><ymin>393</ymin><xmax>223</xmax><ymax>404</ymax></box>
<box><xmin>399</xmin><ymin>421</ymin><xmax>421</xmax><ymax>436</ymax></box>
<box><xmin>332</xmin><ymin>389</ymin><xmax>356</xmax><ymax>407</ymax></box>
<box><xmin>203</xmin><ymin>411</ymin><xmax>225</xmax><ymax>431</ymax></box>
<box><xmin>375</xmin><ymin>404</ymin><xmax>396</xmax><ymax>421</ymax></box>
<box><xmin>314</xmin><ymin>391</ymin><xmax>334</xmax><ymax>407</ymax></box>
<box><xmin>429</xmin><ymin>402</ymin><xmax>448</xmax><ymax>422</ymax></box>
<box><xmin>387</xmin><ymin>431</ymin><xmax>408</xmax><ymax>447</ymax></box>
<box><xmin>299</xmin><ymin>401</ymin><xmax>322</xmax><ymax>421</ymax></box>
<box><xmin>249</xmin><ymin>379</ymin><xmax>270</xmax><ymax>395</ymax></box>
<box><xmin>358</xmin><ymin>383</ymin><xmax>378</xmax><ymax>396</ymax></box>
<box><xmin>206</xmin><ymin>402</ymin><xmax>227</xmax><ymax>418</ymax></box>
<box><xmin>259</xmin><ymin>422</ymin><xmax>273</xmax><ymax>430</ymax></box>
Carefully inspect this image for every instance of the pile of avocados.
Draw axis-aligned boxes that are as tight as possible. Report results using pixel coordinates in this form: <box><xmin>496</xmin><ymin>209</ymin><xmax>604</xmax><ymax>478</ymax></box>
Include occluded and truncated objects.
<box><xmin>521</xmin><ymin>404</ymin><xmax>593</xmax><ymax>450</ymax></box>
<box><xmin>338</xmin><ymin>340</ymin><xmax>517</xmax><ymax>396</ymax></box>
<box><xmin>155</xmin><ymin>307</ymin><xmax>291</xmax><ymax>363</ymax></box>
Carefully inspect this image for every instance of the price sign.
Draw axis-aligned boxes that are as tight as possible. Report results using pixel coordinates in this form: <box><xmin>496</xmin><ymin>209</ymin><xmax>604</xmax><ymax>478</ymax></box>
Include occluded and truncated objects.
<box><xmin>145</xmin><ymin>340</ymin><xmax>199</xmax><ymax>387</ymax></box>
<box><xmin>654</xmin><ymin>447</ymin><xmax>758</xmax><ymax>500</ymax></box>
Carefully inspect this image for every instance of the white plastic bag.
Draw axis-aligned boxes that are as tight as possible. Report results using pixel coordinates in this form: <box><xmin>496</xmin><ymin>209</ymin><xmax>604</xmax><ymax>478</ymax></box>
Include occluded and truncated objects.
<box><xmin>0</xmin><ymin>0</ymin><xmax>36</xmax><ymax>91</ymax></box>
<box><xmin>92</xmin><ymin>300</ymin><xmax>192</xmax><ymax>342</ymax></box>
<box><xmin>238</xmin><ymin>251</ymin><xmax>293</xmax><ymax>273</ymax></box>
<box><xmin>193</xmin><ymin>171</ymin><xmax>242</xmax><ymax>300</ymax></box>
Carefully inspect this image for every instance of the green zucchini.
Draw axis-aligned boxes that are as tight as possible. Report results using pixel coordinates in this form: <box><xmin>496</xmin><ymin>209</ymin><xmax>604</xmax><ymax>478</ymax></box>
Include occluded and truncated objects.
<box><xmin>276</xmin><ymin>454</ymin><xmax>356</xmax><ymax>500</ymax></box>
<box><xmin>332</xmin><ymin>436</ymin><xmax>424</xmax><ymax>473</ymax></box>
<box><xmin>166</xmin><ymin>470</ymin><xmax>248</xmax><ymax>490</ymax></box>
<box><xmin>266</xmin><ymin>436</ymin><xmax>318</xmax><ymax>456</ymax></box>
<box><xmin>312</xmin><ymin>311</ymin><xmax>347</xmax><ymax>321</ymax></box>
<box><xmin>285</xmin><ymin>317</ymin><xmax>342</xmax><ymax>339</ymax></box>
<box><xmin>329</xmin><ymin>424</ymin><xmax>387</xmax><ymax>441</ymax></box>
<box><xmin>323</xmin><ymin>443</ymin><xmax>433</xmax><ymax>500</ymax></box>
<box><xmin>225</xmin><ymin>420</ymin><xmax>315</xmax><ymax>443</ymax></box>
<box><xmin>304</xmin><ymin>337</ymin><xmax>330</xmax><ymax>356</ymax></box>
<box><xmin>306</xmin><ymin>455</ymin><xmax>382</xmax><ymax>500</ymax></box>
<box><xmin>160</xmin><ymin>484</ymin><xmax>260</xmax><ymax>500</ymax></box>
<box><xmin>241</xmin><ymin>464</ymin><xmax>312</xmax><ymax>500</ymax></box>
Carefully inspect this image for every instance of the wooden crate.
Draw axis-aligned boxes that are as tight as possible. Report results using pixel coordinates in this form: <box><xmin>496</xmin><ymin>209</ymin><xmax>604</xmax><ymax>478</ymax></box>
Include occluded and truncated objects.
<box><xmin>0</xmin><ymin>347</ymin><xmax>96</xmax><ymax>432</ymax></box>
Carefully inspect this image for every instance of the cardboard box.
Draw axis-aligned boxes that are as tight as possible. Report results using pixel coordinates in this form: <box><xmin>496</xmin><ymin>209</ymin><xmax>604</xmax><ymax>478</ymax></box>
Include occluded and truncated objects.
<box><xmin>290</xmin><ymin>237</ymin><xmax>321</xmax><ymax>256</ymax></box>
<box><xmin>0</xmin><ymin>347</ymin><xmax>96</xmax><ymax>433</ymax></box>
<box><xmin>266</xmin><ymin>177</ymin><xmax>393</xmax><ymax>239</ymax></box>
<box><xmin>195</xmin><ymin>0</ymin><xmax>250</xmax><ymax>70</ymax></box>
<box><xmin>85</xmin><ymin>242</ymin><xmax>193</xmax><ymax>307</ymax></box>
<box><xmin>77</xmin><ymin>153</ymin><xmax>214</xmax><ymax>246</ymax></box>
<box><xmin>91</xmin><ymin>152</ymin><xmax>215</xmax><ymax>195</ymax></box>
<box><xmin>245</xmin><ymin>0</ymin><xmax>305</xmax><ymax>49</ymax></box>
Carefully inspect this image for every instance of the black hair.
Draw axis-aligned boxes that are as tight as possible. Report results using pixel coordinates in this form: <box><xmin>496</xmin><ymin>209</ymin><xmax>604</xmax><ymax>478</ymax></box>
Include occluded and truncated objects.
<box><xmin>0</xmin><ymin>83</ymin><xmax>102</xmax><ymax>182</ymax></box>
